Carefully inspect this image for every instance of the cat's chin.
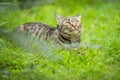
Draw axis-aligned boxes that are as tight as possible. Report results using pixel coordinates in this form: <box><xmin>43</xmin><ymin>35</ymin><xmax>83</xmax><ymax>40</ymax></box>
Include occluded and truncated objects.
<box><xmin>69</xmin><ymin>31</ymin><xmax>80</xmax><ymax>35</ymax></box>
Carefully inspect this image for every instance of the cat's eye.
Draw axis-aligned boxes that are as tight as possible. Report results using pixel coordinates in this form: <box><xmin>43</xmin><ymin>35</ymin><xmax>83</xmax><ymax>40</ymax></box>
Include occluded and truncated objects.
<box><xmin>74</xmin><ymin>19</ymin><xmax>79</xmax><ymax>22</ymax></box>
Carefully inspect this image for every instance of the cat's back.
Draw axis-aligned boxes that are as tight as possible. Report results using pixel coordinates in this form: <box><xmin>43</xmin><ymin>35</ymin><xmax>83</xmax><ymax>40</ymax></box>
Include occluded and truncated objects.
<box><xmin>13</xmin><ymin>22</ymin><xmax>55</xmax><ymax>40</ymax></box>
<box><xmin>14</xmin><ymin>22</ymin><xmax>54</xmax><ymax>32</ymax></box>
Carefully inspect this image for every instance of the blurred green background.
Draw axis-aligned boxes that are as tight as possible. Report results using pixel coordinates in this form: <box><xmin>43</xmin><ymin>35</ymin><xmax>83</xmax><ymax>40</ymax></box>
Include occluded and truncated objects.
<box><xmin>0</xmin><ymin>0</ymin><xmax>120</xmax><ymax>80</ymax></box>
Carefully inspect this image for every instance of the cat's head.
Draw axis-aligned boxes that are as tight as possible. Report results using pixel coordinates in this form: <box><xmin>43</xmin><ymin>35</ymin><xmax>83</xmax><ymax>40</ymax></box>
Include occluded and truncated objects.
<box><xmin>55</xmin><ymin>13</ymin><xmax>81</xmax><ymax>37</ymax></box>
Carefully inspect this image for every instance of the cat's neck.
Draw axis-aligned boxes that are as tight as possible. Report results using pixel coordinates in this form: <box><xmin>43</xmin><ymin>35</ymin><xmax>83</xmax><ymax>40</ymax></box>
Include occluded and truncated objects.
<box><xmin>54</xmin><ymin>29</ymin><xmax>80</xmax><ymax>44</ymax></box>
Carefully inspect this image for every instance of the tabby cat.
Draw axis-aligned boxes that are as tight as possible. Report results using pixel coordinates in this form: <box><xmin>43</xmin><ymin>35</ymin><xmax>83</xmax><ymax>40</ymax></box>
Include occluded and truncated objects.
<box><xmin>13</xmin><ymin>13</ymin><xmax>81</xmax><ymax>47</ymax></box>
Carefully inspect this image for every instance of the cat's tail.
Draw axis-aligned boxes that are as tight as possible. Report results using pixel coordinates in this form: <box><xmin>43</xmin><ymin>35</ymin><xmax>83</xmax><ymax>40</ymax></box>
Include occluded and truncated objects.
<box><xmin>0</xmin><ymin>29</ymin><xmax>7</xmax><ymax>37</ymax></box>
<box><xmin>0</xmin><ymin>29</ymin><xmax>11</xmax><ymax>40</ymax></box>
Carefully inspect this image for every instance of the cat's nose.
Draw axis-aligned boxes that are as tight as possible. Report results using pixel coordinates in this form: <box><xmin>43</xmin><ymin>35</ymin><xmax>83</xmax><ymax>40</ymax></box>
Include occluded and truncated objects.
<box><xmin>71</xmin><ymin>23</ymin><xmax>76</xmax><ymax>28</ymax></box>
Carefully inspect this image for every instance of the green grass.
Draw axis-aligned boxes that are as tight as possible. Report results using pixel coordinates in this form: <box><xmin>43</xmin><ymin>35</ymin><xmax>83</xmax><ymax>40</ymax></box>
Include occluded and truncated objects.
<box><xmin>0</xmin><ymin>1</ymin><xmax>120</xmax><ymax>80</ymax></box>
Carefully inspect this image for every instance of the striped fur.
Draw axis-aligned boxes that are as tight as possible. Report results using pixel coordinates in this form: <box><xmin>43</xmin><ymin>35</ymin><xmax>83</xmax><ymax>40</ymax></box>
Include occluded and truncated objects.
<box><xmin>13</xmin><ymin>14</ymin><xmax>81</xmax><ymax>46</ymax></box>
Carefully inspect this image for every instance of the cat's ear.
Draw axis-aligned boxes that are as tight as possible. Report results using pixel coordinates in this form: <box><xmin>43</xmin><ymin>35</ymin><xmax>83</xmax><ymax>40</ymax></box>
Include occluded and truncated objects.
<box><xmin>55</xmin><ymin>13</ymin><xmax>62</xmax><ymax>25</ymax></box>
<box><xmin>75</xmin><ymin>14</ymin><xmax>81</xmax><ymax>21</ymax></box>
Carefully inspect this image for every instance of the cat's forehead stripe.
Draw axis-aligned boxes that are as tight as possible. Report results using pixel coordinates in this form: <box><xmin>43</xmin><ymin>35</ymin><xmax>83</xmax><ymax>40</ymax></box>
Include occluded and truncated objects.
<box><xmin>64</xmin><ymin>17</ymin><xmax>78</xmax><ymax>20</ymax></box>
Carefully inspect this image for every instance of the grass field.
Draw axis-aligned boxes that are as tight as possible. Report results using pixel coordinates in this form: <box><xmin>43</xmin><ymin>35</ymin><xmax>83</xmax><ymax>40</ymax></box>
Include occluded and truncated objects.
<box><xmin>0</xmin><ymin>0</ymin><xmax>120</xmax><ymax>80</ymax></box>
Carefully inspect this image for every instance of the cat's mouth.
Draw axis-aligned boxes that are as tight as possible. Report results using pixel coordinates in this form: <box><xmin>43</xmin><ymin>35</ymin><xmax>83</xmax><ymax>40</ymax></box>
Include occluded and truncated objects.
<box><xmin>61</xmin><ymin>29</ymin><xmax>80</xmax><ymax>36</ymax></box>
